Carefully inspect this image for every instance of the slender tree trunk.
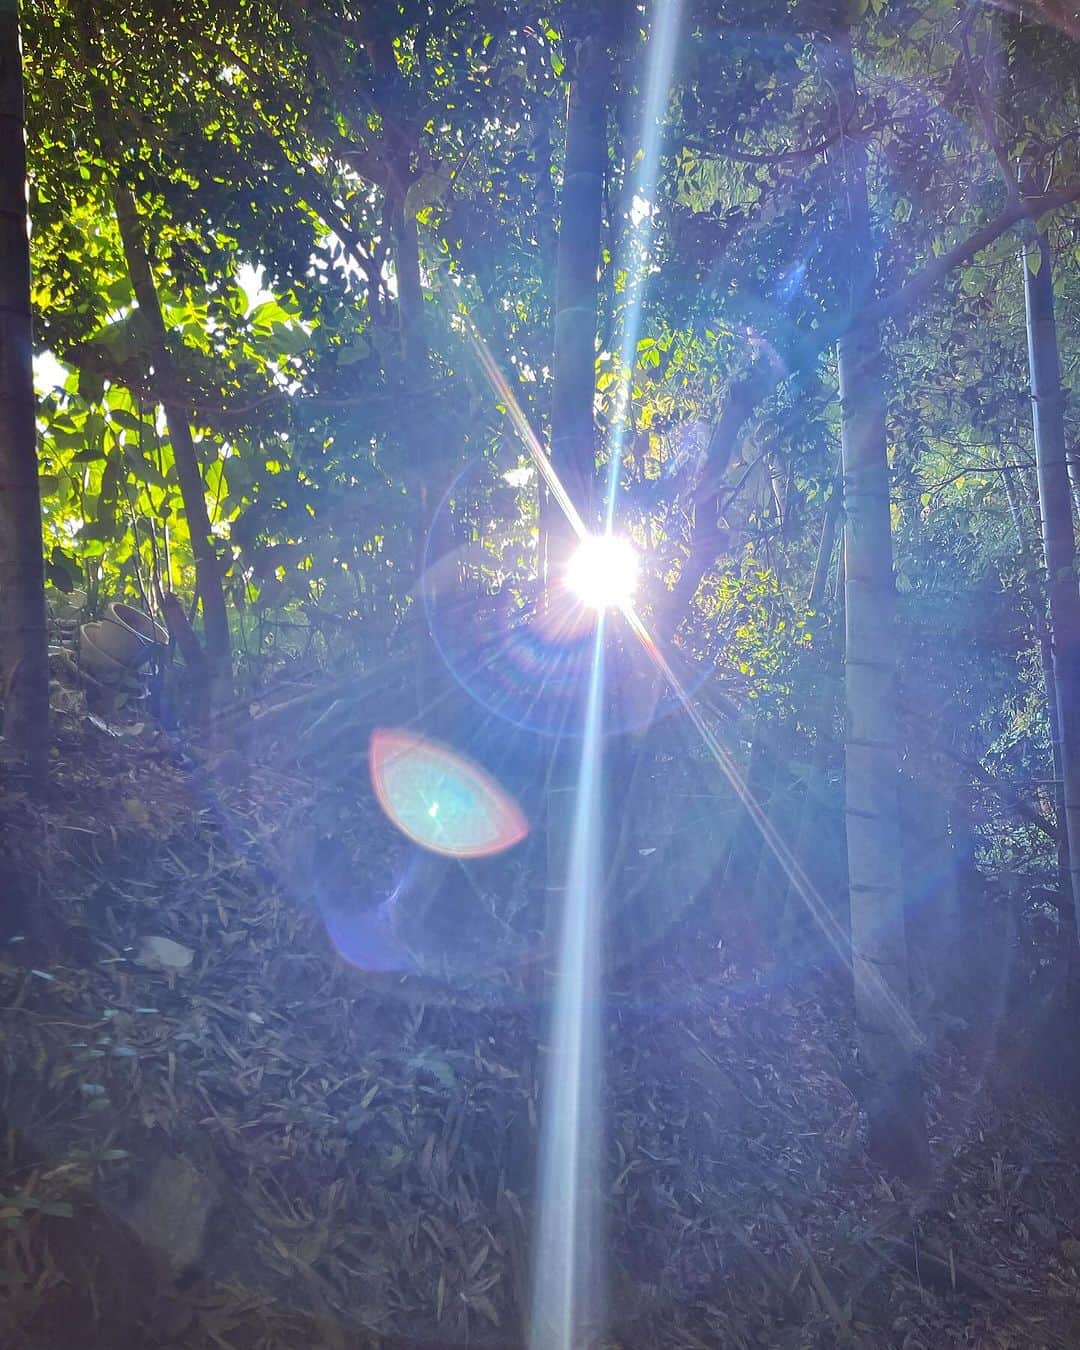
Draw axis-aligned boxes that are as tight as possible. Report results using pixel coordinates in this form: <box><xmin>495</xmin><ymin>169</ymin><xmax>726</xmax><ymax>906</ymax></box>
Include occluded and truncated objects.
<box><xmin>77</xmin><ymin>21</ymin><xmax>230</xmax><ymax>690</ymax></box>
<box><xmin>544</xmin><ymin>28</ymin><xmax>611</xmax><ymax>945</ymax></box>
<box><xmin>392</xmin><ymin>195</ymin><xmax>428</xmax><ymax>376</ymax></box>
<box><xmin>809</xmin><ymin>465</ymin><xmax>842</xmax><ymax>614</ymax></box>
<box><xmin>1003</xmin><ymin>466</ymin><xmax>1075</xmax><ymax>963</ymax></box>
<box><xmin>544</xmin><ymin>22</ymin><xmax>613</xmax><ymax>886</ymax></box>
<box><xmin>387</xmin><ymin>181</ymin><xmax>441</xmax><ymax>707</ymax></box>
<box><xmin>1036</xmin><ymin>621</ymin><xmax>1077</xmax><ymax>980</ymax></box>
<box><xmin>660</xmin><ymin>369</ymin><xmax>767</xmax><ymax>642</ymax></box>
<box><xmin>1001</xmin><ymin>462</ymin><xmax>1026</xmax><ymax>540</ymax></box>
<box><xmin>354</xmin><ymin>21</ymin><xmax>441</xmax><ymax>644</ymax></box>
<box><xmin>542</xmin><ymin>35</ymin><xmax>608</xmax><ymax>577</ymax></box>
<box><xmin>781</xmin><ymin>546</ymin><xmax>845</xmax><ymax>962</ymax></box>
<box><xmin>532</xmin><ymin>104</ymin><xmax>558</xmax><ymax>576</ymax></box>
<box><xmin>533</xmin><ymin>36</ymin><xmax>611</xmax><ymax>1345</ymax></box>
<box><xmin>1022</xmin><ymin>229</ymin><xmax>1080</xmax><ymax>942</ymax></box>
<box><xmin>108</xmin><ymin>183</ymin><xmax>231</xmax><ymax>684</ymax></box>
<box><xmin>828</xmin><ymin>28</ymin><xmax>928</xmax><ymax>1177</ymax></box>
<box><xmin>718</xmin><ymin>732</ymin><xmax>772</xmax><ymax>958</ymax></box>
<box><xmin>0</xmin><ymin>0</ymin><xmax>48</xmax><ymax>791</ymax></box>
<box><xmin>748</xmin><ymin>745</ymin><xmax>803</xmax><ymax>962</ymax></box>
<box><xmin>899</xmin><ymin>751</ymin><xmax>962</xmax><ymax>1015</ymax></box>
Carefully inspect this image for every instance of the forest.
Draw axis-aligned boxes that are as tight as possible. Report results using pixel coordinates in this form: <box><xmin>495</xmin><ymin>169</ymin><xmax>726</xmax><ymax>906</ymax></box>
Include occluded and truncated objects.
<box><xmin>1</xmin><ymin>0</ymin><xmax>1080</xmax><ymax>1345</ymax></box>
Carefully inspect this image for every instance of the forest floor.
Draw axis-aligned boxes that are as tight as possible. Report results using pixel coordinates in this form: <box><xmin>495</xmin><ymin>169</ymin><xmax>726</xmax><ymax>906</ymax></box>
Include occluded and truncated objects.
<box><xmin>2</xmin><ymin>689</ymin><xmax>1080</xmax><ymax>1349</ymax></box>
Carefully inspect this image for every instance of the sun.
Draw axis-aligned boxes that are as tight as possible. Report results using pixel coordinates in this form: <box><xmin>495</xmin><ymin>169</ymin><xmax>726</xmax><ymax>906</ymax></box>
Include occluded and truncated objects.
<box><xmin>565</xmin><ymin>533</ymin><xmax>640</xmax><ymax>612</ymax></box>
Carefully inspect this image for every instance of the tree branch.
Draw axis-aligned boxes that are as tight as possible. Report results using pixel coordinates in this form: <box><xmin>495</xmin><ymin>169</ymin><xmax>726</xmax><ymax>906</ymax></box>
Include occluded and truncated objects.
<box><xmin>666</xmin><ymin>182</ymin><xmax>1080</xmax><ymax>625</ymax></box>
<box><xmin>958</xmin><ymin>8</ymin><xmax>1020</xmax><ymax>196</ymax></box>
<box><xmin>855</xmin><ymin>183</ymin><xmax>1080</xmax><ymax>335</ymax></box>
<box><xmin>679</xmin><ymin>116</ymin><xmax>886</xmax><ymax>167</ymax></box>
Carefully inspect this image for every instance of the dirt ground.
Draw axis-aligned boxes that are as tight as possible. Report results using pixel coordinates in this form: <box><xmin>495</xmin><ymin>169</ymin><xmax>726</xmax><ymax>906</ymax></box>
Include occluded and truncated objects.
<box><xmin>2</xmin><ymin>706</ymin><xmax>1080</xmax><ymax>1349</ymax></box>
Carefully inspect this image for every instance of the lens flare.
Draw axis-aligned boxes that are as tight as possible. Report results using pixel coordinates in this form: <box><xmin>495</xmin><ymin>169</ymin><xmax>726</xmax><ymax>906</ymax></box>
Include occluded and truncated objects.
<box><xmin>530</xmin><ymin>621</ymin><xmax>608</xmax><ymax>1350</ymax></box>
<box><xmin>321</xmin><ymin>891</ymin><xmax>413</xmax><ymax>974</ymax></box>
<box><xmin>315</xmin><ymin>850</ymin><xmax>424</xmax><ymax>976</ymax></box>
<box><xmin>422</xmin><ymin>462</ymin><xmax>696</xmax><ymax>737</ymax></box>
<box><xmin>369</xmin><ymin>729</ymin><xmax>528</xmax><ymax>858</ymax></box>
<box><xmin>565</xmin><ymin>534</ymin><xmax>639</xmax><ymax>613</ymax></box>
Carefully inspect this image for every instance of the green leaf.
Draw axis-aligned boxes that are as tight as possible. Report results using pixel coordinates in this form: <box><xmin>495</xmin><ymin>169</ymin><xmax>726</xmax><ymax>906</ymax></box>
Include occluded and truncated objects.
<box><xmin>79</xmin><ymin>367</ymin><xmax>105</xmax><ymax>404</ymax></box>
<box><xmin>45</xmin><ymin>559</ymin><xmax>75</xmax><ymax>592</ymax></box>
<box><xmin>109</xmin><ymin>408</ymin><xmax>147</xmax><ymax>433</ymax></box>
<box><xmin>249</xmin><ymin>298</ymin><xmax>292</xmax><ymax>330</ymax></box>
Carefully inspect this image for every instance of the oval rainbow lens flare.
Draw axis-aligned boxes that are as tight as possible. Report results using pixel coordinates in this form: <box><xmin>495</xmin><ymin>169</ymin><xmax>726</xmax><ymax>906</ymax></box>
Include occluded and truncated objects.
<box><xmin>370</xmin><ymin>728</ymin><xmax>528</xmax><ymax>858</ymax></box>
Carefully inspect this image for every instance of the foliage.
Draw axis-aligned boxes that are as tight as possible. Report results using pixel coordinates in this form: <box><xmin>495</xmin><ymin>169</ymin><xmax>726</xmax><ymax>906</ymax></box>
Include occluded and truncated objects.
<box><xmin>17</xmin><ymin>0</ymin><xmax>1080</xmax><ymax>882</ymax></box>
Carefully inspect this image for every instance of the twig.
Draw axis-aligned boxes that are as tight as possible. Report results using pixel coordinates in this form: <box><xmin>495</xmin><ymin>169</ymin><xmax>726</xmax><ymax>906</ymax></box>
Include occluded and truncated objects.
<box><xmin>773</xmin><ymin>1202</ymin><xmax>851</xmax><ymax>1338</ymax></box>
<box><xmin>958</xmin><ymin>7</ymin><xmax>1021</xmax><ymax>197</ymax></box>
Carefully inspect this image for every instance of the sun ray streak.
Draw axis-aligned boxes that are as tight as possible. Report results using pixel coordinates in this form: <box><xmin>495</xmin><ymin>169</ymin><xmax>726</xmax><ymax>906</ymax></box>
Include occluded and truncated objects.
<box><xmin>467</xmin><ymin>321</ymin><xmax>923</xmax><ymax>1056</ymax></box>
<box><xmin>621</xmin><ymin>603</ymin><xmax>925</xmax><ymax>1053</ymax></box>
<box><xmin>469</xmin><ymin>331</ymin><xmax>589</xmax><ymax>544</ymax></box>
<box><xmin>530</xmin><ymin>619</ymin><xmax>608</xmax><ymax>1350</ymax></box>
<box><xmin>526</xmin><ymin>8</ymin><xmax>685</xmax><ymax>1342</ymax></box>
<box><xmin>459</xmin><ymin>12</ymin><xmax>919</xmax><ymax>1350</ymax></box>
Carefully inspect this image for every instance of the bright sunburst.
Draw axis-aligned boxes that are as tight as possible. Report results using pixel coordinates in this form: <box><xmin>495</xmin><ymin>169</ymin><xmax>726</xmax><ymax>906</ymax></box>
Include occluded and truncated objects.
<box><xmin>565</xmin><ymin>533</ymin><xmax>639</xmax><ymax>612</ymax></box>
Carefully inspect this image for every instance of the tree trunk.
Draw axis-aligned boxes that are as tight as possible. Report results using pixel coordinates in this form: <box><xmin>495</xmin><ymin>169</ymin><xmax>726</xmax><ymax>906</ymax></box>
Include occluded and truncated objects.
<box><xmin>719</xmin><ymin>732</ymin><xmax>772</xmax><ymax>963</ymax></box>
<box><xmin>1023</xmin><ymin>229</ymin><xmax>1080</xmax><ymax>944</ymax></box>
<box><xmin>781</xmin><ymin>545</ymin><xmax>846</xmax><ymax>967</ymax></box>
<box><xmin>533</xmin><ymin>31</ymin><xmax>611</xmax><ymax>1349</ymax></box>
<box><xmin>544</xmin><ymin>25</ymin><xmax>611</xmax><ymax>901</ymax></box>
<box><xmin>532</xmin><ymin>104</ymin><xmax>558</xmax><ymax>577</ymax></box>
<box><xmin>660</xmin><ymin>368</ymin><xmax>768</xmax><ymax>642</ymax></box>
<box><xmin>542</xmin><ymin>35</ymin><xmax>608</xmax><ymax>576</ymax></box>
<box><xmin>900</xmin><ymin>754</ymin><xmax>962</xmax><ymax>1016</ymax></box>
<box><xmin>1003</xmin><ymin>465</ymin><xmax>1077</xmax><ymax>971</ymax></box>
<box><xmin>1036</xmin><ymin>622</ymin><xmax>1078</xmax><ymax>984</ymax></box>
<box><xmin>108</xmin><ymin>182</ymin><xmax>231</xmax><ymax>687</ymax></box>
<box><xmin>828</xmin><ymin>28</ymin><xmax>928</xmax><ymax>1178</ymax></box>
<box><xmin>809</xmin><ymin>465</ymin><xmax>842</xmax><ymax>615</ymax></box>
<box><xmin>0</xmin><ymin>0</ymin><xmax>48</xmax><ymax>791</ymax></box>
<box><xmin>544</xmin><ymin>24</ymin><xmax>612</xmax><ymax>918</ymax></box>
<box><xmin>386</xmin><ymin>180</ymin><xmax>442</xmax><ymax>709</ymax></box>
<box><xmin>76</xmin><ymin>20</ymin><xmax>230</xmax><ymax>690</ymax></box>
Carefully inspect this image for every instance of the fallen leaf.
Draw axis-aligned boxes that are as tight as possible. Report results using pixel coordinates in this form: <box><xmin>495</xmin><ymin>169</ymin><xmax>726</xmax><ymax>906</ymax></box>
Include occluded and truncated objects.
<box><xmin>135</xmin><ymin>936</ymin><xmax>195</xmax><ymax>972</ymax></box>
